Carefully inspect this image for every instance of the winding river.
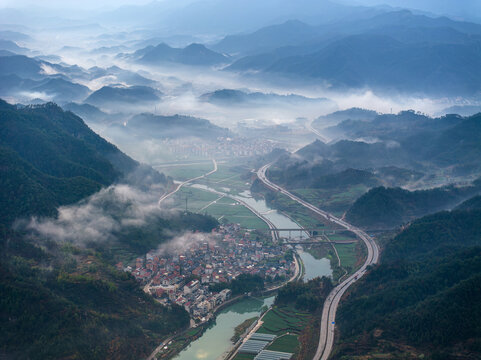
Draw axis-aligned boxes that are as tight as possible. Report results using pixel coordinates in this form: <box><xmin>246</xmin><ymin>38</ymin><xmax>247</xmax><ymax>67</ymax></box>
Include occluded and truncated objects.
<box><xmin>172</xmin><ymin>297</ymin><xmax>274</xmax><ymax>360</ymax></box>
<box><xmin>172</xmin><ymin>186</ymin><xmax>332</xmax><ymax>360</ymax></box>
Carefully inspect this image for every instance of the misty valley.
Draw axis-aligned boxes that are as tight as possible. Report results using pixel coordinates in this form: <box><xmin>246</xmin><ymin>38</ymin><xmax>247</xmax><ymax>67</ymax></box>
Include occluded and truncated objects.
<box><xmin>1</xmin><ymin>1</ymin><xmax>481</xmax><ymax>360</ymax></box>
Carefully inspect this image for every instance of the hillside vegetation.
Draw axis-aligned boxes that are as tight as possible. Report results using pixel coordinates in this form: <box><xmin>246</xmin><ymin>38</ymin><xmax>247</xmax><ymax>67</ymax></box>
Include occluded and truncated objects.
<box><xmin>0</xmin><ymin>100</ymin><xmax>217</xmax><ymax>359</ymax></box>
<box><xmin>334</xmin><ymin>206</ymin><xmax>481</xmax><ymax>359</ymax></box>
<box><xmin>345</xmin><ymin>183</ymin><xmax>481</xmax><ymax>229</ymax></box>
<box><xmin>0</xmin><ymin>100</ymin><xmax>146</xmax><ymax>226</ymax></box>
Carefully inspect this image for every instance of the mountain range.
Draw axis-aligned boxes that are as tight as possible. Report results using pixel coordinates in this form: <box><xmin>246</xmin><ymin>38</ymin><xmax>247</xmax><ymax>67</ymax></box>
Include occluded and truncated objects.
<box><xmin>0</xmin><ymin>54</ymin><xmax>166</xmax><ymax>105</ymax></box>
<box><xmin>222</xmin><ymin>10</ymin><xmax>481</xmax><ymax>96</ymax></box>
<box><xmin>345</xmin><ymin>182</ymin><xmax>481</xmax><ymax>229</ymax></box>
<box><xmin>219</xmin><ymin>10</ymin><xmax>481</xmax><ymax>57</ymax></box>
<box><xmin>200</xmin><ymin>88</ymin><xmax>332</xmax><ymax>107</ymax></box>
<box><xmin>0</xmin><ymin>39</ymin><xmax>29</xmax><ymax>55</ymax></box>
<box><xmin>307</xmin><ymin>110</ymin><xmax>481</xmax><ymax>173</ymax></box>
<box><xmin>264</xmin><ymin>110</ymin><xmax>481</xmax><ymax>220</ymax></box>
<box><xmin>85</xmin><ymin>85</ymin><xmax>161</xmax><ymax>108</ymax></box>
<box><xmin>97</xmin><ymin>0</ymin><xmax>382</xmax><ymax>34</ymax></box>
<box><xmin>117</xmin><ymin>113</ymin><xmax>230</xmax><ymax>140</ymax></box>
<box><xmin>127</xmin><ymin>42</ymin><xmax>229</xmax><ymax>66</ymax></box>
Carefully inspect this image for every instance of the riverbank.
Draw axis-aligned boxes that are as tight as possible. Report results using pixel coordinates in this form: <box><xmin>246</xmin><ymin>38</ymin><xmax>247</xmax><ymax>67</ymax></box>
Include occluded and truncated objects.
<box><xmin>153</xmin><ymin>253</ymin><xmax>303</xmax><ymax>360</ymax></box>
<box><xmin>225</xmin><ymin>303</ymin><xmax>272</xmax><ymax>360</ymax></box>
<box><xmin>148</xmin><ymin>163</ymin><xmax>334</xmax><ymax>360</ymax></box>
<box><xmin>148</xmin><ymin>294</ymin><xmax>250</xmax><ymax>360</ymax></box>
<box><xmin>171</xmin><ymin>296</ymin><xmax>275</xmax><ymax>360</ymax></box>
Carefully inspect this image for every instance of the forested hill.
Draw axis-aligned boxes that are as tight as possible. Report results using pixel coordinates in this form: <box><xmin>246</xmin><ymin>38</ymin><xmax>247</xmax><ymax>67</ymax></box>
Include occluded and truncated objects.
<box><xmin>334</xmin><ymin>206</ymin><xmax>481</xmax><ymax>359</ymax></box>
<box><xmin>455</xmin><ymin>195</ymin><xmax>481</xmax><ymax>211</ymax></box>
<box><xmin>0</xmin><ymin>99</ymin><xmax>166</xmax><ymax>226</ymax></box>
<box><xmin>345</xmin><ymin>183</ymin><xmax>481</xmax><ymax>229</ymax></box>
<box><xmin>0</xmin><ymin>99</ymin><xmax>219</xmax><ymax>359</ymax></box>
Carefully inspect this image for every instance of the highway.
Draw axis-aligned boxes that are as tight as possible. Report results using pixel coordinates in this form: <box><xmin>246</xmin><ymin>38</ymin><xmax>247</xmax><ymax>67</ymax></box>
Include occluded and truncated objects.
<box><xmin>257</xmin><ymin>163</ymin><xmax>380</xmax><ymax>360</ymax></box>
<box><xmin>305</xmin><ymin>121</ymin><xmax>330</xmax><ymax>143</ymax></box>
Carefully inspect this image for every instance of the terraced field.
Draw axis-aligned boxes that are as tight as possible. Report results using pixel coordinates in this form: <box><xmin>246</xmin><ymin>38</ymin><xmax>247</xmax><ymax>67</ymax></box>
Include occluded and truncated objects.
<box><xmin>258</xmin><ymin>306</ymin><xmax>310</xmax><ymax>335</ymax></box>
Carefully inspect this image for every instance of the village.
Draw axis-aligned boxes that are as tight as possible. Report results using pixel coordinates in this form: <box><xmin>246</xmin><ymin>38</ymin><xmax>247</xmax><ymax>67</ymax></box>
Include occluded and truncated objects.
<box><xmin>159</xmin><ymin>136</ymin><xmax>279</xmax><ymax>158</ymax></box>
<box><xmin>122</xmin><ymin>224</ymin><xmax>296</xmax><ymax>323</ymax></box>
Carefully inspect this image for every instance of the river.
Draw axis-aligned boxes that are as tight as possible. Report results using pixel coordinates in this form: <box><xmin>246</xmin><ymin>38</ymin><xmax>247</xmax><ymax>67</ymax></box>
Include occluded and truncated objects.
<box><xmin>190</xmin><ymin>185</ymin><xmax>309</xmax><ymax>239</ymax></box>
<box><xmin>172</xmin><ymin>297</ymin><xmax>274</xmax><ymax>360</ymax></box>
<box><xmin>298</xmin><ymin>249</ymin><xmax>332</xmax><ymax>281</ymax></box>
<box><xmin>172</xmin><ymin>185</ymin><xmax>331</xmax><ymax>360</ymax></box>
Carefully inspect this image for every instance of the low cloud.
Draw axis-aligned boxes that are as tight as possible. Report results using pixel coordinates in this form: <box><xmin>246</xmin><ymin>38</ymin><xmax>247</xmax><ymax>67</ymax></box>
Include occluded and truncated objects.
<box><xmin>17</xmin><ymin>184</ymin><xmax>173</xmax><ymax>246</ymax></box>
<box><xmin>154</xmin><ymin>231</ymin><xmax>216</xmax><ymax>257</ymax></box>
<box><xmin>385</xmin><ymin>140</ymin><xmax>401</xmax><ymax>149</ymax></box>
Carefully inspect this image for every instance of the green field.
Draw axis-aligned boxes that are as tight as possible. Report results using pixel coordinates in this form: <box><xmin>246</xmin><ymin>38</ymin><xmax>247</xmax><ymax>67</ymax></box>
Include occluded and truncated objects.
<box><xmin>328</xmin><ymin>232</ymin><xmax>357</xmax><ymax>241</ymax></box>
<box><xmin>172</xmin><ymin>186</ymin><xmax>269</xmax><ymax>230</ymax></box>
<box><xmin>253</xmin><ymin>306</ymin><xmax>310</xmax><ymax>358</ymax></box>
<box><xmin>272</xmin><ymin>193</ymin><xmax>330</xmax><ymax>230</ymax></box>
<box><xmin>266</xmin><ymin>334</ymin><xmax>299</xmax><ymax>353</ymax></box>
<box><xmin>258</xmin><ymin>306</ymin><xmax>310</xmax><ymax>335</ymax></box>
<box><xmin>172</xmin><ymin>187</ymin><xmax>220</xmax><ymax>211</ymax></box>
<box><xmin>195</xmin><ymin>162</ymin><xmax>252</xmax><ymax>195</ymax></box>
<box><xmin>157</xmin><ymin>162</ymin><xmax>215</xmax><ymax>181</ymax></box>
<box><xmin>161</xmin><ymin>160</ymin><xmax>272</xmax><ymax>230</ymax></box>
<box><xmin>205</xmin><ymin>203</ymin><xmax>269</xmax><ymax>229</ymax></box>
<box><xmin>334</xmin><ymin>243</ymin><xmax>358</xmax><ymax>270</ymax></box>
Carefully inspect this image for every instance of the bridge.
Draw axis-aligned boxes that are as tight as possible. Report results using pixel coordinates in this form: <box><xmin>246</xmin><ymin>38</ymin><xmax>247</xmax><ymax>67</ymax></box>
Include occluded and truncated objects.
<box><xmin>283</xmin><ymin>240</ymin><xmax>357</xmax><ymax>245</ymax></box>
<box><xmin>262</xmin><ymin>228</ymin><xmax>339</xmax><ymax>239</ymax></box>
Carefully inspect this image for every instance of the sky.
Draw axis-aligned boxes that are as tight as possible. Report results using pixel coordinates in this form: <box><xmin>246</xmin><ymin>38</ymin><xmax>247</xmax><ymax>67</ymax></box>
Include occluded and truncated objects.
<box><xmin>0</xmin><ymin>0</ymin><xmax>154</xmax><ymax>10</ymax></box>
<box><xmin>2</xmin><ymin>0</ymin><xmax>479</xmax><ymax>22</ymax></box>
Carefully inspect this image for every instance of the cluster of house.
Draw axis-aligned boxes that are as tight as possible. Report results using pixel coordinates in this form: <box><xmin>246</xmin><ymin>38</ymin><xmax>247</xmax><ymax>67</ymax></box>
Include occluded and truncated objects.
<box><xmin>118</xmin><ymin>224</ymin><xmax>295</xmax><ymax>321</ymax></box>
<box><xmin>158</xmin><ymin>136</ymin><xmax>278</xmax><ymax>158</ymax></box>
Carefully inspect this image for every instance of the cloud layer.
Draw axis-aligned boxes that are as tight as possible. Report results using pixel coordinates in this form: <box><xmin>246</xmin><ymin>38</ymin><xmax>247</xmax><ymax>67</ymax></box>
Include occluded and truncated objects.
<box><xmin>19</xmin><ymin>184</ymin><xmax>172</xmax><ymax>246</ymax></box>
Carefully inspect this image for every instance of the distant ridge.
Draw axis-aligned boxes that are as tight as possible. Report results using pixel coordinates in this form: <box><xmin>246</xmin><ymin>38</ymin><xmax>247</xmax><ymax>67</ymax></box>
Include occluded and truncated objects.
<box><xmin>136</xmin><ymin>42</ymin><xmax>229</xmax><ymax>66</ymax></box>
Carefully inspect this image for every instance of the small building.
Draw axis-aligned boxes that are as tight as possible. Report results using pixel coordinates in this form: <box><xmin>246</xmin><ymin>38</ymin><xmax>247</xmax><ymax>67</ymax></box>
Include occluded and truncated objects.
<box><xmin>219</xmin><ymin>289</ymin><xmax>232</xmax><ymax>301</ymax></box>
<box><xmin>184</xmin><ymin>280</ymin><xmax>200</xmax><ymax>295</ymax></box>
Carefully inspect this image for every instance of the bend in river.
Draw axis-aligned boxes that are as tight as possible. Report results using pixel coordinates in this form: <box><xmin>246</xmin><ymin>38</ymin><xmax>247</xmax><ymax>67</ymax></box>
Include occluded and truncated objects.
<box><xmin>172</xmin><ymin>186</ymin><xmax>332</xmax><ymax>360</ymax></box>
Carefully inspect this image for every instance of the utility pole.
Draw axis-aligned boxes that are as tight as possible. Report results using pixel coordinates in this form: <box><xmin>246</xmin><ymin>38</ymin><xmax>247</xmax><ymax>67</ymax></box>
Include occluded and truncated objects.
<box><xmin>184</xmin><ymin>190</ymin><xmax>192</xmax><ymax>213</ymax></box>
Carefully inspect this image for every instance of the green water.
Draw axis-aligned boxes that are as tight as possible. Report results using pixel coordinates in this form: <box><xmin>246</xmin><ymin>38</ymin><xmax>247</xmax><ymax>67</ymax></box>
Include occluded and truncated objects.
<box><xmin>170</xmin><ymin>186</ymin><xmax>331</xmax><ymax>360</ymax></box>
<box><xmin>172</xmin><ymin>297</ymin><xmax>274</xmax><ymax>360</ymax></box>
<box><xmin>298</xmin><ymin>249</ymin><xmax>333</xmax><ymax>280</ymax></box>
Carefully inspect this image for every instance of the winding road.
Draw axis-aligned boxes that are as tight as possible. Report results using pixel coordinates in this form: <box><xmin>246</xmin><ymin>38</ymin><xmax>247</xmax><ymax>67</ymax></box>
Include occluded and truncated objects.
<box><xmin>157</xmin><ymin>159</ymin><xmax>218</xmax><ymax>205</ymax></box>
<box><xmin>257</xmin><ymin>163</ymin><xmax>379</xmax><ymax>360</ymax></box>
<box><xmin>305</xmin><ymin>121</ymin><xmax>330</xmax><ymax>143</ymax></box>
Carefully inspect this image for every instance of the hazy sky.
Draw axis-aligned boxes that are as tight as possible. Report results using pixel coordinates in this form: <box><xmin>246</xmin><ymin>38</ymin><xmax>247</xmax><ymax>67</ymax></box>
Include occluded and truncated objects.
<box><xmin>0</xmin><ymin>0</ymin><xmax>154</xmax><ymax>10</ymax></box>
<box><xmin>2</xmin><ymin>0</ymin><xmax>480</xmax><ymax>21</ymax></box>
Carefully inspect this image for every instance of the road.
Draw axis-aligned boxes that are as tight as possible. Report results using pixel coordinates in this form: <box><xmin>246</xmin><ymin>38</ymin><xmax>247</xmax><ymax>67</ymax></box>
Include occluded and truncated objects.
<box><xmin>179</xmin><ymin>183</ymin><xmax>304</xmax><ymax>285</ymax></box>
<box><xmin>257</xmin><ymin>163</ymin><xmax>379</xmax><ymax>360</ymax></box>
<box><xmin>157</xmin><ymin>159</ymin><xmax>218</xmax><ymax>205</ymax></box>
<box><xmin>306</xmin><ymin>121</ymin><xmax>330</xmax><ymax>143</ymax></box>
<box><xmin>185</xmin><ymin>183</ymin><xmax>280</xmax><ymax>242</ymax></box>
<box><xmin>146</xmin><ymin>159</ymin><xmax>218</xmax><ymax>296</ymax></box>
<box><xmin>147</xmin><ymin>174</ymin><xmax>301</xmax><ymax>360</ymax></box>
